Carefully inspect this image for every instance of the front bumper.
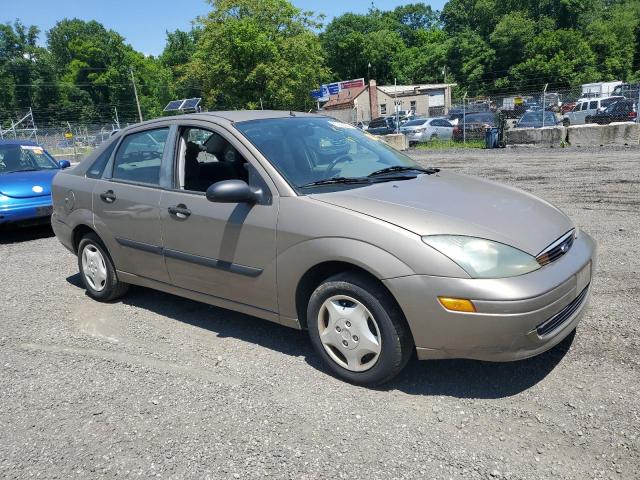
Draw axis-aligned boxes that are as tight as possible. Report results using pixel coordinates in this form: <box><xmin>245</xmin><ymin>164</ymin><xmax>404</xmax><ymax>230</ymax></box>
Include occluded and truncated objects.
<box><xmin>0</xmin><ymin>195</ymin><xmax>53</xmax><ymax>225</ymax></box>
<box><xmin>384</xmin><ymin>231</ymin><xmax>596</xmax><ymax>362</ymax></box>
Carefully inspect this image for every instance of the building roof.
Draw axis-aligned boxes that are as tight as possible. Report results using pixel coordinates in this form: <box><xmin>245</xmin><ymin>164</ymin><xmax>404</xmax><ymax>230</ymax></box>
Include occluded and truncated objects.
<box><xmin>322</xmin><ymin>86</ymin><xmax>368</xmax><ymax>110</ymax></box>
<box><xmin>377</xmin><ymin>83</ymin><xmax>456</xmax><ymax>96</ymax></box>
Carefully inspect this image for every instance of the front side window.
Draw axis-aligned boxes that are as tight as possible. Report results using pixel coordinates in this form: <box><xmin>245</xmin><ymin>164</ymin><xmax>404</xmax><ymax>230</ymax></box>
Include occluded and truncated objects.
<box><xmin>177</xmin><ymin>127</ymin><xmax>249</xmax><ymax>192</ymax></box>
<box><xmin>581</xmin><ymin>103</ymin><xmax>589</xmax><ymax>111</ymax></box>
<box><xmin>0</xmin><ymin>144</ymin><xmax>59</xmax><ymax>174</ymax></box>
<box><xmin>112</xmin><ymin>128</ymin><xmax>169</xmax><ymax>185</ymax></box>
<box><xmin>236</xmin><ymin>117</ymin><xmax>418</xmax><ymax>191</ymax></box>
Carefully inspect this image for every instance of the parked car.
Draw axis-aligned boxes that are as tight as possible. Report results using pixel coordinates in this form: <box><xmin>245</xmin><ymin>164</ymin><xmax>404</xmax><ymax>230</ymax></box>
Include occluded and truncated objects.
<box><xmin>367</xmin><ymin>116</ymin><xmax>397</xmax><ymax>135</ymax></box>
<box><xmin>560</xmin><ymin>102</ymin><xmax>577</xmax><ymax>115</ymax></box>
<box><xmin>0</xmin><ymin>140</ymin><xmax>71</xmax><ymax>226</ymax></box>
<box><xmin>447</xmin><ymin>109</ymin><xmax>481</xmax><ymax>126</ymax></box>
<box><xmin>452</xmin><ymin>112</ymin><xmax>497</xmax><ymax>141</ymax></box>
<box><xmin>355</xmin><ymin>121</ymin><xmax>369</xmax><ymax>131</ymax></box>
<box><xmin>516</xmin><ymin>111</ymin><xmax>560</xmax><ymax>128</ymax></box>
<box><xmin>50</xmin><ymin>111</ymin><xmax>595</xmax><ymax>385</ymax></box>
<box><xmin>611</xmin><ymin>83</ymin><xmax>640</xmax><ymax>100</ymax></box>
<box><xmin>561</xmin><ymin>96</ymin><xmax>624</xmax><ymax>126</ymax></box>
<box><xmin>400</xmin><ymin>118</ymin><xmax>454</xmax><ymax>144</ymax></box>
<box><xmin>586</xmin><ymin>99</ymin><xmax>637</xmax><ymax>124</ymax></box>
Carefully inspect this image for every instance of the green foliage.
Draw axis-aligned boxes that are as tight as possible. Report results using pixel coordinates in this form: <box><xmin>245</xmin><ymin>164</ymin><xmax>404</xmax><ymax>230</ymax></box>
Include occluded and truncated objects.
<box><xmin>184</xmin><ymin>0</ymin><xmax>329</xmax><ymax>110</ymax></box>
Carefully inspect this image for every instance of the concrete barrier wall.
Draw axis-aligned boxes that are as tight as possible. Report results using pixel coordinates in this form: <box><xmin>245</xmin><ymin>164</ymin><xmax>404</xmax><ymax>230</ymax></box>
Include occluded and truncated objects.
<box><xmin>567</xmin><ymin>122</ymin><xmax>640</xmax><ymax>146</ymax></box>
<box><xmin>504</xmin><ymin>126</ymin><xmax>566</xmax><ymax>147</ymax></box>
<box><xmin>382</xmin><ymin>133</ymin><xmax>409</xmax><ymax>151</ymax></box>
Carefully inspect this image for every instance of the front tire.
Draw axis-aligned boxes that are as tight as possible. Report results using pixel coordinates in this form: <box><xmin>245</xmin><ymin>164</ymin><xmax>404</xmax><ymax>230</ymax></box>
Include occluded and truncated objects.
<box><xmin>307</xmin><ymin>272</ymin><xmax>413</xmax><ymax>385</ymax></box>
<box><xmin>77</xmin><ymin>233</ymin><xmax>129</xmax><ymax>302</ymax></box>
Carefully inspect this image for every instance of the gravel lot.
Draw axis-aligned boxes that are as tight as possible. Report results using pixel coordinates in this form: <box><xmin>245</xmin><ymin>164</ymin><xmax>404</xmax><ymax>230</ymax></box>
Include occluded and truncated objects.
<box><xmin>1</xmin><ymin>146</ymin><xmax>638</xmax><ymax>479</ymax></box>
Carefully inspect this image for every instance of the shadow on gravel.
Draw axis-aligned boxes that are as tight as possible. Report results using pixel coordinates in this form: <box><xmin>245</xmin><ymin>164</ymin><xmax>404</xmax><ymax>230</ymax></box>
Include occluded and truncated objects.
<box><xmin>65</xmin><ymin>274</ymin><xmax>574</xmax><ymax>398</ymax></box>
<box><xmin>386</xmin><ymin>330</ymin><xmax>575</xmax><ymax>399</ymax></box>
<box><xmin>66</xmin><ymin>275</ymin><xmax>318</xmax><ymax>362</ymax></box>
<box><xmin>0</xmin><ymin>224</ymin><xmax>54</xmax><ymax>244</ymax></box>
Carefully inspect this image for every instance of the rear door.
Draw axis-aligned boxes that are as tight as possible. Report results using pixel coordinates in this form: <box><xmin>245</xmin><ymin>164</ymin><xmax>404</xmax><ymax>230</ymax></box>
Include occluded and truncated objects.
<box><xmin>92</xmin><ymin>125</ymin><xmax>174</xmax><ymax>283</ymax></box>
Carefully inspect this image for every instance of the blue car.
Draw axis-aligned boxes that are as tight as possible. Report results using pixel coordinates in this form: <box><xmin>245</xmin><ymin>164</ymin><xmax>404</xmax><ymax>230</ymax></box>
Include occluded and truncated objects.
<box><xmin>0</xmin><ymin>140</ymin><xmax>71</xmax><ymax>226</ymax></box>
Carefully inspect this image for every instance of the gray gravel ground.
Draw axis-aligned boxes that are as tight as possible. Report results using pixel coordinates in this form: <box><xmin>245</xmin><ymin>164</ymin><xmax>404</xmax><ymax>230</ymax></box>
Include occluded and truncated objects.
<box><xmin>1</xmin><ymin>146</ymin><xmax>638</xmax><ymax>479</ymax></box>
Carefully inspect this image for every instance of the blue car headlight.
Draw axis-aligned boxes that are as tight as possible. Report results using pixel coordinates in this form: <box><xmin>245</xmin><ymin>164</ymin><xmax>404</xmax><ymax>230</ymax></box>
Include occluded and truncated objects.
<box><xmin>422</xmin><ymin>235</ymin><xmax>541</xmax><ymax>278</ymax></box>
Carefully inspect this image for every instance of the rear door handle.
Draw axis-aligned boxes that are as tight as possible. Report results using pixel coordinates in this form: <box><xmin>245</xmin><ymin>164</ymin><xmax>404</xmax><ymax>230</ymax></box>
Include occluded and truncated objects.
<box><xmin>100</xmin><ymin>190</ymin><xmax>116</xmax><ymax>203</ymax></box>
<box><xmin>168</xmin><ymin>204</ymin><xmax>191</xmax><ymax>219</ymax></box>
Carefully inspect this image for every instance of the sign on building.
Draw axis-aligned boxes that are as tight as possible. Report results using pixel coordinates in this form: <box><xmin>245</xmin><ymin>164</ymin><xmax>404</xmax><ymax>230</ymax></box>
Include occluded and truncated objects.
<box><xmin>311</xmin><ymin>78</ymin><xmax>365</xmax><ymax>102</ymax></box>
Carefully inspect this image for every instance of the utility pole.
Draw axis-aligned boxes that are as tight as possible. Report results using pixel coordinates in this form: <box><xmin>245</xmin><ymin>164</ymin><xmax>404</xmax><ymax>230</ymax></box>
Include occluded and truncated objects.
<box><xmin>114</xmin><ymin>107</ymin><xmax>120</xmax><ymax>129</ymax></box>
<box><xmin>463</xmin><ymin>92</ymin><xmax>467</xmax><ymax>144</ymax></box>
<box><xmin>443</xmin><ymin>66</ymin><xmax>448</xmax><ymax>84</ymax></box>
<box><xmin>394</xmin><ymin>78</ymin><xmax>399</xmax><ymax>133</ymax></box>
<box><xmin>130</xmin><ymin>68</ymin><xmax>143</xmax><ymax>123</ymax></box>
<box><xmin>542</xmin><ymin>83</ymin><xmax>548</xmax><ymax>127</ymax></box>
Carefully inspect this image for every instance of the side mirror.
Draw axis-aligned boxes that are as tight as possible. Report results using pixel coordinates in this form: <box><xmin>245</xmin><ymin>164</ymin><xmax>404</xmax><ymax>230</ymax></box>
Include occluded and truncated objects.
<box><xmin>58</xmin><ymin>160</ymin><xmax>71</xmax><ymax>169</ymax></box>
<box><xmin>206</xmin><ymin>180</ymin><xmax>262</xmax><ymax>204</ymax></box>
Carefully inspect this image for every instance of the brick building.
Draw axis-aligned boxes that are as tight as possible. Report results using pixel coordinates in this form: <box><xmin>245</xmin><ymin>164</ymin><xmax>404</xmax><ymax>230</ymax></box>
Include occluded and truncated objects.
<box><xmin>321</xmin><ymin>80</ymin><xmax>456</xmax><ymax>124</ymax></box>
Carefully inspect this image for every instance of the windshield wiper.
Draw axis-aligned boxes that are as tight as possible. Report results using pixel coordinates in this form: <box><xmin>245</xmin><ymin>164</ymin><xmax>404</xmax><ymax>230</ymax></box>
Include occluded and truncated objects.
<box><xmin>7</xmin><ymin>168</ymin><xmax>40</xmax><ymax>173</ymax></box>
<box><xmin>298</xmin><ymin>176</ymin><xmax>371</xmax><ymax>188</ymax></box>
<box><xmin>368</xmin><ymin>166</ymin><xmax>440</xmax><ymax>177</ymax></box>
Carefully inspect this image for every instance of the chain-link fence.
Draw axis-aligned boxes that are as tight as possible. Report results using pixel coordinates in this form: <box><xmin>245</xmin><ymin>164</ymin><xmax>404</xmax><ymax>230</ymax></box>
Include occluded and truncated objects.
<box><xmin>3</xmin><ymin>82</ymin><xmax>639</xmax><ymax>156</ymax></box>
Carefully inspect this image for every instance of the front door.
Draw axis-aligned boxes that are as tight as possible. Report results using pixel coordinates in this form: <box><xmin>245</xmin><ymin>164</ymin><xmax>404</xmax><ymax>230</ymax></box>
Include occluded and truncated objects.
<box><xmin>92</xmin><ymin>126</ymin><xmax>172</xmax><ymax>283</ymax></box>
<box><xmin>159</xmin><ymin>125</ymin><xmax>279</xmax><ymax>313</ymax></box>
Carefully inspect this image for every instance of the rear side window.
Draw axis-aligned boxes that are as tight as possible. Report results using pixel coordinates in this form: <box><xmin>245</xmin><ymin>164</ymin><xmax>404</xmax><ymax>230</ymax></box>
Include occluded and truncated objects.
<box><xmin>589</xmin><ymin>101</ymin><xmax>598</xmax><ymax>109</ymax></box>
<box><xmin>87</xmin><ymin>141</ymin><xmax>117</xmax><ymax>179</ymax></box>
<box><xmin>112</xmin><ymin>128</ymin><xmax>169</xmax><ymax>185</ymax></box>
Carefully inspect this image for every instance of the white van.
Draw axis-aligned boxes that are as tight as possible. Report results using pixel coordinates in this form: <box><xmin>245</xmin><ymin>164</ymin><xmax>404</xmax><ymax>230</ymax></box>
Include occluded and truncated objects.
<box><xmin>562</xmin><ymin>96</ymin><xmax>624</xmax><ymax>126</ymax></box>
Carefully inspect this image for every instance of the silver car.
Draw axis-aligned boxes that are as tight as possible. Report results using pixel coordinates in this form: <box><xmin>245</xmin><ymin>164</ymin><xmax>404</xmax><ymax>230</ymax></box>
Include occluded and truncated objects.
<box><xmin>51</xmin><ymin>111</ymin><xmax>596</xmax><ymax>385</ymax></box>
<box><xmin>400</xmin><ymin>118</ymin><xmax>454</xmax><ymax>144</ymax></box>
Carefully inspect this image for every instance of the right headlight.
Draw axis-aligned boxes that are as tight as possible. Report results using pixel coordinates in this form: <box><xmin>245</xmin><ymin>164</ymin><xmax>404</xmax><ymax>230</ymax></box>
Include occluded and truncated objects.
<box><xmin>422</xmin><ymin>235</ymin><xmax>540</xmax><ymax>279</ymax></box>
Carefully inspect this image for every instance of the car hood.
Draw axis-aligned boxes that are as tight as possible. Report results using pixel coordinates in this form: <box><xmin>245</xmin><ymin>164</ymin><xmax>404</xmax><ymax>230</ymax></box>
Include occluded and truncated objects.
<box><xmin>0</xmin><ymin>169</ymin><xmax>58</xmax><ymax>198</ymax></box>
<box><xmin>310</xmin><ymin>172</ymin><xmax>573</xmax><ymax>256</ymax></box>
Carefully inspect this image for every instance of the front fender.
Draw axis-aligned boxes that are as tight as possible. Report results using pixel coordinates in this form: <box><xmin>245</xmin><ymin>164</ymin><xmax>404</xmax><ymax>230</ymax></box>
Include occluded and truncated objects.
<box><xmin>276</xmin><ymin>237</ymin><xmax>415</xmax><ymax>320</ymax></box>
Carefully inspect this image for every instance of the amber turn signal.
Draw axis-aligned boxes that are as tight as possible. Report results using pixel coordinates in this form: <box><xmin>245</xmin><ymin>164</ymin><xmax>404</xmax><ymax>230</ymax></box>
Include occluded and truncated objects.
<box><xmin>438</xmin><ymin>297</ymin><xmax>476</xmax><ymax>313</ymax></box>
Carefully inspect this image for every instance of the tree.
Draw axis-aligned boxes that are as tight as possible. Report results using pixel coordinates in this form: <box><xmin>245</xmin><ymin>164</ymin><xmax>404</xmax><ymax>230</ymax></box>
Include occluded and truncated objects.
<box><xmin>510</xmin><ymin>29</ymin><xmax>599</xmax><ymax>90</ymax></box>
<box><xmin>186</xmin><ymin>0</ymin><xmax>329</xmax><ymax>110</ymax></box>
<box><xmin>489</xmin><ymin>12</ymin><xmax>535</xmax><ymax>74</ymax></box>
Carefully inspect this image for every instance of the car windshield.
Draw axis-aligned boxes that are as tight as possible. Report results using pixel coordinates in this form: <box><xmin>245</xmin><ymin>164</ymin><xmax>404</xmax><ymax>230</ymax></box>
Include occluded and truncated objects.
<box><xmin>463</xmin><ymin>113</ymin><xmax>495</xmax><ymax>124</ymax></box>
<box><xmin>520</xmin><ymin>111</ymin><xmax>557</xmax><ymax>124</ymax></box>
<box><xmin>236</xmin><ymin>117</ymin><xmax>419</xmax><ymax>191</ymax></box>
<box><xmin>601</xmin><ymin>97</ymin><xmax>624</xmax><ymax>108</ymax></box>
<box><xmin>403</xmin><ymin>119</ymin><xmax>427</xmax><ymax>127</ymax></box>
<box><xmin>0</xmin><ymin>144</ymin><xmax>59</xmax><ymax>174</ymax></box>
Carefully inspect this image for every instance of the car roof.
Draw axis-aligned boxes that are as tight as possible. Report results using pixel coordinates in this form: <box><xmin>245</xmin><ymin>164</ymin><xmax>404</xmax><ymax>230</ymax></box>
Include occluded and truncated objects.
<box><xmin>119</xmin><ymin>110</ymin><xmax>321</xmax><ymax>133</ymax></box>
<box><xmin>0</xmin><ymin>139</ymin><xmax>40</xmax><ymax>146</ymax></box>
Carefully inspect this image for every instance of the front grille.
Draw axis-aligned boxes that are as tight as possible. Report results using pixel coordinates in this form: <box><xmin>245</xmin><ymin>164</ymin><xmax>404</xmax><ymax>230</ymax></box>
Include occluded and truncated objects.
<box><xmin>537</xmin><ymin>230</ymin><xmax>575</xmax><ymax>266</ymax></box>
<box><xmin>536</xmin><ymin>285</ymin><xmax>589</xmax><ymax>336</ymax></box>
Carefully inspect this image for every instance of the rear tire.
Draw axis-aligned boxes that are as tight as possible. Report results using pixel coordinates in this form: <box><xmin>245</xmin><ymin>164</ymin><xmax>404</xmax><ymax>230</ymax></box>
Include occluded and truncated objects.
<box><xmin>307</xmin><ymin>272</ymin><xmax>413</xmax><ymax>385</ymax></box>
<box><xmin>77</xmin><ymin>233</ymin><xmax>129</xmax><ymax>302</ymax></box>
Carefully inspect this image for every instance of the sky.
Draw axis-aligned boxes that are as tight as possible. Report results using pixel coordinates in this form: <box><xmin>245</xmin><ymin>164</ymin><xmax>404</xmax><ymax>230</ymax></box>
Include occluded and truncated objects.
<box><xmin>2</xmin><ymin>0</ymin><xmax>447</xmax><ymax>56</ymax></box>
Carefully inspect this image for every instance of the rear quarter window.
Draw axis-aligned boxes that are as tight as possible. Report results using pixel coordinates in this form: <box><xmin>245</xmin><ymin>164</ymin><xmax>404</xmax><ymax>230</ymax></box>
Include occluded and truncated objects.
<box><xmin>87</xmin><ymin>141</ymin><xmax>118</xmax><ymax>179</ymax></box>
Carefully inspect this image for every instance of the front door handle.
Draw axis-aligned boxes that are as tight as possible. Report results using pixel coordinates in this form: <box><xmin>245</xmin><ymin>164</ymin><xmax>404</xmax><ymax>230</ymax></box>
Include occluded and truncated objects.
<box><xmin>100</xmin><ymin>190</ymin><xmax>116</xmax><ymax>203</ymax></box>
<box><xmin>168</xmin><ymin>204</ymin><xmax>191</xmax><ymax>219</ymax></box>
